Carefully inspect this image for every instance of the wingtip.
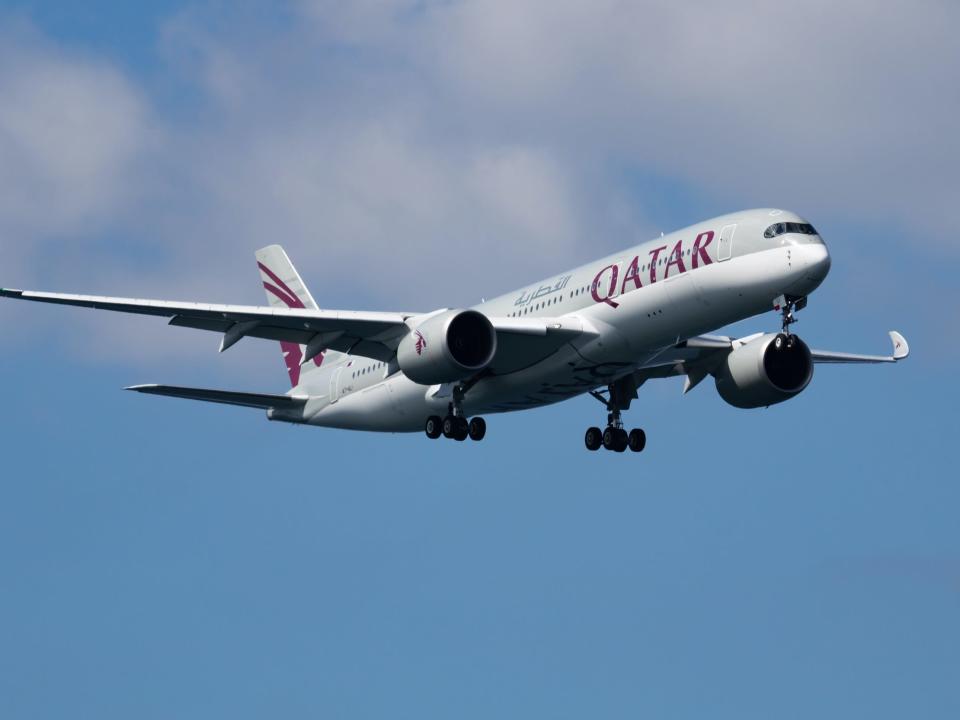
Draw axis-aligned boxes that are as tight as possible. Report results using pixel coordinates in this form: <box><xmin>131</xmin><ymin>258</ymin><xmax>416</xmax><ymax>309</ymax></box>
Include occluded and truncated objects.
<box><xmin>889</xmin><ymin>331</ymin><xmax>909</xmax><ymax>360</ymax></box>
<box><xmin>125</xmin><ymin>384</ymin><xmax>158</xmax><ymax>392</ymax></box>
<box><xmin>0</xmin><ymin>288</ymin><xmax>23</xmax><ymax>298</ymax></box>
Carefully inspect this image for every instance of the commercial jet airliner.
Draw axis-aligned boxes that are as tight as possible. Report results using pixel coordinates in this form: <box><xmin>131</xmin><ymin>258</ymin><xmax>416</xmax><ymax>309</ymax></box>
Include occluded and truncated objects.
<box><xmin>1</xmin><ymin>209</ymin><xmax>908</xmax><ymax>452</ymax></box>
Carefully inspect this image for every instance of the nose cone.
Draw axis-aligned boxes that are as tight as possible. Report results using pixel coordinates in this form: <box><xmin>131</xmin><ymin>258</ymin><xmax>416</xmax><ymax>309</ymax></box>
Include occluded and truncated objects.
<box><xmin>788</xmin><ymin>242</ymin><xmax>831</xmax><ymax>296</ymax></box>
<box><xmin>803</xmin><ymin>242</ymin><xmax>831</xmax><ymax>283</ymax></box>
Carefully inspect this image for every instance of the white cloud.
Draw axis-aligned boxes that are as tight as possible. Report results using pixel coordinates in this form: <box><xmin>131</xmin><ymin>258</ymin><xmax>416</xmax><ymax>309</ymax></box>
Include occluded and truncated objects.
<box><xmin>1</xmin><ymin>1</ymin><xmax>955</xmax><ymax>373</ymax></box>
<box><xmin>349</xmin><ymin>0</ymin><xmax>959</xmax><ymax>240</ymax></box>
<box><xmin>0</xmin><ymin>25</ymin><xmax>151</xmax><ymax>243</ymax></box>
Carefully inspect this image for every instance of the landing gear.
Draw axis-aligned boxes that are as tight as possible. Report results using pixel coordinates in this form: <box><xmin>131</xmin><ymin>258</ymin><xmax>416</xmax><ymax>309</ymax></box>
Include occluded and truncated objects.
<box><xmin>775</xmin><ymin>294</ymin><xmax>807</xmax><ymax>336</ymax></box>
<box><xmin>424</xmin><ymin>383</ymin><xmax>487</xmax><ymax>442</ymax></box>
<box><xmin>586</xmin><ymin>383</ymin><xmax>646</xmax><ymax>454</ymax></box>
<box><xmin>425</xmin><ymin>413</ymin><xmax>482</xmax><ymax>442</ymax></box>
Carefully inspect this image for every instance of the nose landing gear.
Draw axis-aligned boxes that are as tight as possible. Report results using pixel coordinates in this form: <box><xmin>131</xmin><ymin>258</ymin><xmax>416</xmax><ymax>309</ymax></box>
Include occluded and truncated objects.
<box><xmin>774</xmin><ymin>294</ymin><xmax>807</xmax><ymax>336</ymax></box>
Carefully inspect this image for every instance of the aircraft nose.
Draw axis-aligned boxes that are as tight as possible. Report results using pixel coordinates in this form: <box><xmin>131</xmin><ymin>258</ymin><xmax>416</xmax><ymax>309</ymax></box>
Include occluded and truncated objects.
<box><xmin>803</xmin><ymin>242</ymin><xmax>831</xmax><ymax>282</ymax></box>
<box><xmin>787</xmin><ymin>241</ymin><xmax>831</xmax><ymax>296</ymax></box>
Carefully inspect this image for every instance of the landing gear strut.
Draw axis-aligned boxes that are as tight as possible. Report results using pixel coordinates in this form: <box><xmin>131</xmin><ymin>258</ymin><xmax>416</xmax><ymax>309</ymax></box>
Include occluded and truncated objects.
<box><xmin>424</xmin><ymin>381</ymin><xmax>487</xmax><ymax>442</ymax></box>
<box><xmin>776</xmin><ymin>294</ymin><xmax>807</xmax><ymax>336</ymax></box>
<box><xmin>585</xmin><ymin>383</ymin><xmax>646</xmax><ymax>454</ymax></box>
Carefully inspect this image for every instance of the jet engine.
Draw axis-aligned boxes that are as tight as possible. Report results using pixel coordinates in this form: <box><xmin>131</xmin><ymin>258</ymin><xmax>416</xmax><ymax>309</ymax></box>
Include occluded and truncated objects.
<box><xmin>713</xmin><ymin>333</ymin><xmax>813</xmax><ymax>408</ymax></box>
<box><xmin>397</xmin><ymin>309</ymin><xmax>497</xmax><ymax>385</ymax></box>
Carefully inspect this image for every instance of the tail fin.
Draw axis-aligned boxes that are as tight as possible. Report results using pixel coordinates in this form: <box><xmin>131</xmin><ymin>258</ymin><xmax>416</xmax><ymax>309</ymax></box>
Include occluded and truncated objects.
<box><xmin>255</xmin><ymin>245</ymin><xmax>343</xmax><ymax>387</ymax></box>
<box><xmin>257</xmin><ymin>244</ymin><xmax>318</xmax><ymax>311</ymax></box>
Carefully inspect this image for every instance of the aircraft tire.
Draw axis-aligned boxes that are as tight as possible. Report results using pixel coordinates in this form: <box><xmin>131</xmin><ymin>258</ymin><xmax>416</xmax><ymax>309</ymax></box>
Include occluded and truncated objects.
<box><xmin>628</xmin><ymin>428</ymin><xmax>646</xmax><ymax>452</ymax></box>
<box><xmin>585</xmin><ymin>427</ymin><xmax>602</xmax><ymax>451</ymax></box>
<box><xmin>468</xmin><ymin>417</ymin><xmax>486</xmax><ymax>441</ymax></box>
<box><xmin>425</xmin><ymin>415</ymin><xmax>443</xmax><ymax>439</ymax></box>
<box><xmin>614</xmin><ymin>429</ymin><xmax>628</xmax><ymax>452</ymax></box>
<box><xmin>604</xmin><ymin>427</ymin><xmax>628</xmax><ymax>452</ymax></box>
<box><xmin>602</xmin><ymin>427</ymin><xmax>617</xmax><ymax>450</ymax></box>
<box><xmin>442</xmin><ymin>415</ymin><xmax>457</xmax><ymax>438</ymax></box>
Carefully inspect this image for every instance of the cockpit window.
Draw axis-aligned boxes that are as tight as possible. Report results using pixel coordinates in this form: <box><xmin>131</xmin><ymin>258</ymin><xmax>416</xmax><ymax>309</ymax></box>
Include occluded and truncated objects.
<box><xmin>764</xmin><ymin>222</ymin><xmax>818</xmax><ymax>238</ymax></box>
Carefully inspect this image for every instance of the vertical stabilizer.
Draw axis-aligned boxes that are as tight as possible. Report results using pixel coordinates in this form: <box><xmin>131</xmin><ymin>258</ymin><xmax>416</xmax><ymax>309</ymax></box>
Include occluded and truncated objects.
<box><xmin>255</xmin><ymin>245</ymin><xmax>342</xmax><ymax>387</ymax></box>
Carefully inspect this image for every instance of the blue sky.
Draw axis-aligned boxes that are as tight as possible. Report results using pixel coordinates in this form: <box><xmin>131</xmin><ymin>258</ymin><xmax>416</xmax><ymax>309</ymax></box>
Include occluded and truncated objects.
<box><xmin>1</xmin><ymin>2</ymin><xmax>957</xmax><ymax>718</ymax></box>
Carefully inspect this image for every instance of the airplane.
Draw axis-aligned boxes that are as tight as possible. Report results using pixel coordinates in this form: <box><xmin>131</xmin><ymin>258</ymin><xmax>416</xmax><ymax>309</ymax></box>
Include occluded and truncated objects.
<box><xmin>1</xmin><ymin>208</ymin><xmax>908</xmax><ymax>453</ymax></box>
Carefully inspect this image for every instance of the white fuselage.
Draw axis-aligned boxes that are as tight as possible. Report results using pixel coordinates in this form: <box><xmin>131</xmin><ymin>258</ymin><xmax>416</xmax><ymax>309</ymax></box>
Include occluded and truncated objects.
<box><xmin>285</xmin><ymin>209</ymin><xmax>831</xmax><ymax>432</ymax></box>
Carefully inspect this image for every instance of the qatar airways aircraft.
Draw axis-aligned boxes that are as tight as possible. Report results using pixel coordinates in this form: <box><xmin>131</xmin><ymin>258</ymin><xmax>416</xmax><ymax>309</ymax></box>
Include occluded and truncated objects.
<box><xmin>1</xmin><ymin>208</ymin><xmax>908</xmax><ymax>452</ymax></box>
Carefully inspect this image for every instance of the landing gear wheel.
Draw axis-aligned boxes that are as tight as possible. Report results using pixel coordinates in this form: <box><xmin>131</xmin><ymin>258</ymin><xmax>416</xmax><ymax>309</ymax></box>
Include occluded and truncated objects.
<box><xmin>774</xmin><ymin>333</ymin><xmax>786</xmax><ymax>350</ymax></box>
<box><xmin>425</xmin><ymin>415</ymin><xmax>442</xmax><ymax>439</ymax></box>
<box><xmin>602</xmin><ymin>426</ymin><xmax>616</xmax><ymax>450</ymax></box>
<box><xmin>585</xmin><ymin>426</ymin><xmax>602</xmax><ymax>451</ymax></box>
<box><xmin>603</xmin><ymin>427</ymin><xmax>628</xmax><ymax>452</ymax></box>
<box><xmin>453</xmin><ymin>416</ymin><xmax>469</xmax><ymax>441</ymax></box>
<box><xmin>468</xmin><ymin>417</ymin><xmax>486</xmax><ymax>441</ymax></box>
<box><xmin>628</xmin><ymin>428</ymin><xmax>646</xmax><ymax>453</ymax></box>
<box><xmin>614</xmin><ymin>428</ymin><xmax>628</xmax><ymax>452</ymax></box>
<box><xmin>442</xmin><ymin>415</ymin><xmax>457</xmax><ymax>439</ymax></box>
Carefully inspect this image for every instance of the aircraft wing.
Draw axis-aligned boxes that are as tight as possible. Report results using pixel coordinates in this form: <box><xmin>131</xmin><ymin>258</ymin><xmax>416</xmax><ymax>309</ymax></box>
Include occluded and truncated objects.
<box><xmin>809</xmin><ymin>331</ymin><xmax>909</xmax><ymax>363</ymax></box>
<box><xmin>0</xmin><ymin>287</ymin><xmax>418</xmax><ymax>362</ymax></box>
<box><xmin>632</xmin><ymin>330</ymin><xmax>909</xmax><ymax>393</ymax></box>
<box><xmin>0</xmin><ymin>288</ymin><xmax>586</xmax><ymax>368</ymax></box>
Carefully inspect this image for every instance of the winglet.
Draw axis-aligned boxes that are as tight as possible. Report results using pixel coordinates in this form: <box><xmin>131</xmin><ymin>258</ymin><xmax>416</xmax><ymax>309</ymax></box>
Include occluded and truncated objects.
<box><xmin>889</xmin><ymin>331</ymin><xmax>909</xmax><ymax>360</ymax></box>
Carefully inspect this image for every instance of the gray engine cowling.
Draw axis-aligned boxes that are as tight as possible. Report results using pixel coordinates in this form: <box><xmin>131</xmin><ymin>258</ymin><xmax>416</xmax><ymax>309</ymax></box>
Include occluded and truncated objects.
<box><xmin>714</xmin><ymin>333</ymin><xmax>813</xmax><ymax>409</ymax></box>
<box><xmin>397</xmin><ymin>309</ymin><xmax>497</xmax><ymax>385</ymax></box>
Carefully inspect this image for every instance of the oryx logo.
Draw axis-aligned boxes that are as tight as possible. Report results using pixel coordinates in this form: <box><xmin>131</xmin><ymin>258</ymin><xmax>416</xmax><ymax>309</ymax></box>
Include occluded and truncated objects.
<box><xmin>414</xmin><ymin>330</ymin><xmax>427</xmax><ymax>356</ymax></box>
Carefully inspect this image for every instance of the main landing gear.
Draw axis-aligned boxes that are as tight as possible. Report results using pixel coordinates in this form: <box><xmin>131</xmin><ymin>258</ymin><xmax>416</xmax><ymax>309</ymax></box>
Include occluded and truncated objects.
<box><xmin>424</xmin><ymin>382</ymin><xmax>486</xmax><ymax>442</ymax></box>
<box><xmin>584</xmin><ymin>384</ymin><xmax>646</xmax><ymax>454</ymax></box>
<box><xmin>424</xmin><ymin>413</ymin><xmax>486</xmax><ymax>442</ymax></box>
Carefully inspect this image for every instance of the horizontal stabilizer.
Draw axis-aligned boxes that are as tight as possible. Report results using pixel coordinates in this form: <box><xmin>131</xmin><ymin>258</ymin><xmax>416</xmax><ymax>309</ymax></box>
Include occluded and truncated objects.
<box><xmin>126</xmin><ymin>384</ymin><xmax>308</xmax><ymax>410</ymax></box>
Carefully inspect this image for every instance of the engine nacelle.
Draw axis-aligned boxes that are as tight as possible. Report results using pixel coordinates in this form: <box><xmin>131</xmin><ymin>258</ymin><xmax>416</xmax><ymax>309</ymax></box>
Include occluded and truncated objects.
<box><xmin>397</xmin><ymin>309</ymin><xmax>497</xmax><ymax>385</ymax></box>
<box><xmin>714</xmin><ymin>333</ymin><xmax>813</xmax><ymax>409</ymax></box>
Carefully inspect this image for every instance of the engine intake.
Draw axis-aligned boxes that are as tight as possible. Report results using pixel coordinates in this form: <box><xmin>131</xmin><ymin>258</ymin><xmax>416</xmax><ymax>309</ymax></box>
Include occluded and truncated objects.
<box><xmin>714</xmin><ymin>333</ymin><xmax>813</xmax><ymax>408</ymax></box>
<box><xmin>397</xmin><ymin>309</ymin><xmax>497</xmax><ymax>385</ymax></box>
